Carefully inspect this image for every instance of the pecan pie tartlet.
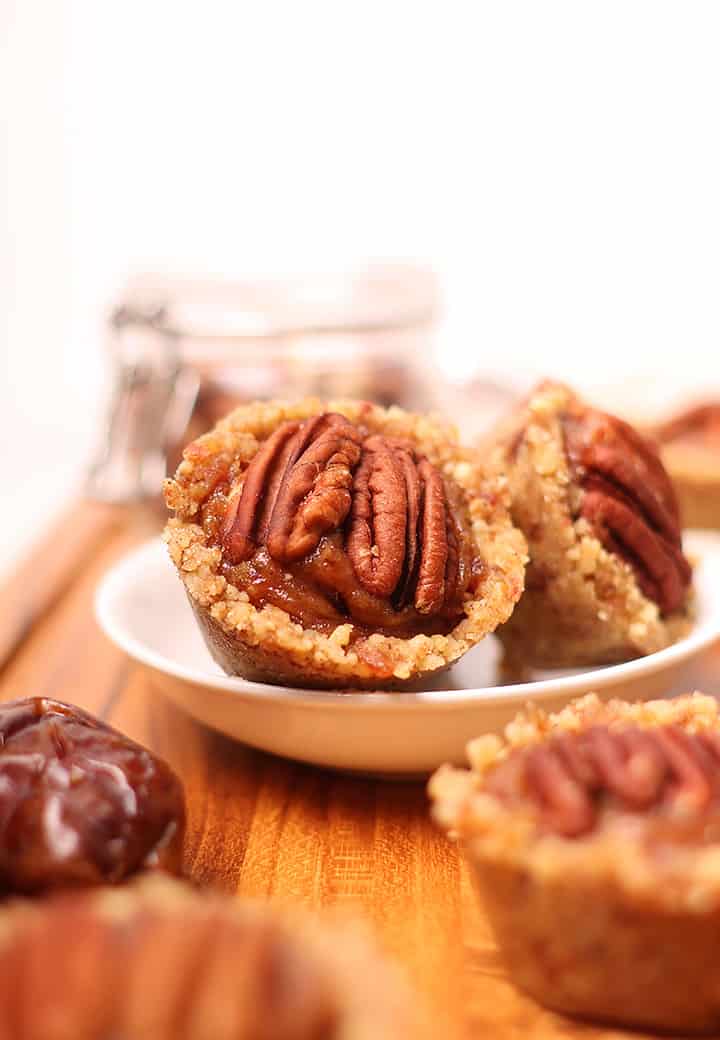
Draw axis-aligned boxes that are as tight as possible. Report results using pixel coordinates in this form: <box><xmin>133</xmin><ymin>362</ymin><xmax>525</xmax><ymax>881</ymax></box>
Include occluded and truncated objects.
<box><xmin>430</xmin><ymin>692</ymin><xmax>720</xmax><ymax>1033</ymax></box>
<box><xmin>0</xmin><ymin>698</ymin><xmax>185</xmax><ymax>894</ymax></box>
<box><xmin>0</xmin><ymin>874</ymin><xmax>427</xmax><ymax>1038</ymax></box>
<box><xmin>652</xmin><ymin>401</ymin><xmax>720</xmax><ymax>529</ymax></box>
<box><xmin>493</xmin><ymin>381</ymin><xmax>693</xmax><ymax>668</ymax></box>
<box><xmin>164</xmin><ymin>399</ymin><xmax>526</xmax><ymax>689</ymax></box>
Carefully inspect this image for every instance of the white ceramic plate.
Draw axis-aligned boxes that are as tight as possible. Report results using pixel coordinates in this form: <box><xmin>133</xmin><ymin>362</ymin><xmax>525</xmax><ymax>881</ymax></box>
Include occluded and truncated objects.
<box><xmin>95</xmin><ymin>532</ymin><xmax>720</xmax><ymax>775</ymax></box>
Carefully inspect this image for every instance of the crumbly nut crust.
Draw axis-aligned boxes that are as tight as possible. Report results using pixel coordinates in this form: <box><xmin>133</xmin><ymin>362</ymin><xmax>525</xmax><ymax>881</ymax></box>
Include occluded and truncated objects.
<box><xmin>430</xmin><ymin>692</ymin><xmax>720</xmax><ymax>911</ymax></box>
<box><xmin>430</xmin><ymin>692</ymin><xmax>720</xmax><ymax>1032</ymax></box>
<box><xmin>164</xmin><ymin>399</ymin><xmax>527</xmax><ymax>689</ymax></box>
<box><xmin>494</xmin><ymin>382</ymin><xmax>693</xmax><ymax>668</ymax></box>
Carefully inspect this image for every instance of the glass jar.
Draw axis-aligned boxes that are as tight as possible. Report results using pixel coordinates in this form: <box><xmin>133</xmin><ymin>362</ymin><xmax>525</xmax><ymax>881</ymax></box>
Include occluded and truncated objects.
<box><xmin>87</xmin><ymin>265</ymin><xmax>440</xmax><ymax>502</ymax></box>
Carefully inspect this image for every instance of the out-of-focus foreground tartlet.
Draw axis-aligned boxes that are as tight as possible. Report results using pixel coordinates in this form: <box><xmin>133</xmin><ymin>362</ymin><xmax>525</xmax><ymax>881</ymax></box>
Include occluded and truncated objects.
<box><xmin>0</xmin><ymin>874</ymin><xmax>426</xmax><ymax>1039</ymax></box>
<box><xmin>430</xmin><ymin>692</ymin><xmax>720</xmax><ymax>1034</ymax></box>
<box><xmin>652</xmin><ymin>402</ymin><xmax>720</xmax><ymax>530</ymax></box>
<box><xmin>492</xmin><ymin>381</ymin><xmax>693</xmax><ymax>668</ymax></box>
<box><xmin>164</xmin><ymin>399</ymin><xmax>526</xmax><ymax>690</ymax></box>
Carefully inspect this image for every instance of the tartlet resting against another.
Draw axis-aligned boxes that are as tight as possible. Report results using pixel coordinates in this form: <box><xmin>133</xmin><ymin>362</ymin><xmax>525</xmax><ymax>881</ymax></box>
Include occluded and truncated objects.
<box><xmin>430</xmin><ymin>692</ymin><xmax>720</xmax><ymax>1034</ymax></box>
<box><xmin>164</xmin><ymin>398</ymin><xmax>527</xmax><ymax>690</ymax></box>
<box><xmin>0</xmin><ymin>874</ymin><xmax>427</xmax><ymax>1039</ymax></box>
<box><xmin>492</xmin><ymin>381</ymin><xmax>693</xmax><ymax>669</ymax></box>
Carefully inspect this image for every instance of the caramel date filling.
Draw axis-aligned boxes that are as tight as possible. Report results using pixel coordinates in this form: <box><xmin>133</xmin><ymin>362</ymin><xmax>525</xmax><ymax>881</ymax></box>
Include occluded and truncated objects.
<box><xmin>201</xmin><ymin>413</ymin><xmax>477</xmax><ymax>637</ymax></box>
<box><xmin>486</xmin><ymin>724</ymin><xmax>720</xmax><ymax>838</ymax></box>
<box><xmin>563</xmin><ymin>407</ymin><xmax>691</xmax><ymax>614</ymax></box>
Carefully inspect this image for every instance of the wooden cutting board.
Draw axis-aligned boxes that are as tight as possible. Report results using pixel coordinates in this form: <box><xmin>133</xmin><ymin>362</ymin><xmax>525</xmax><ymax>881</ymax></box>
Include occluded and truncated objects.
<box><xmin>3</xmin><ymin>499</ymin><xmax>720</xmax><ymax>1039</ymax></box>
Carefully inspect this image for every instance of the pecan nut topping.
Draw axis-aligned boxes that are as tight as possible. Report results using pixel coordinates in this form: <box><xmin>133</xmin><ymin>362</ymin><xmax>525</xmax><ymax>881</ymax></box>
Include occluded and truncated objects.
<box><xmin>346</xmin><ymin>435</ymin><xmax>411</xmax><ymax>599</ymax></box>
<box><xmin>486</xmin><ymin>724</ymin><xmax>720</xmax><ymax>837</ymax></box>
<box><xmin>563</xmin><ymin>408</ymin><xmax>691</xmax><ymax>614</ymax></box>
<box><xmin>222</xmin><ymin>414</ymin><xmax>364</xmax><ymax>564</ymax></box>
<box><xmin>218</xmin><ymin>413</ymin><xmax>474</xmax><ymax>630</ymax></box>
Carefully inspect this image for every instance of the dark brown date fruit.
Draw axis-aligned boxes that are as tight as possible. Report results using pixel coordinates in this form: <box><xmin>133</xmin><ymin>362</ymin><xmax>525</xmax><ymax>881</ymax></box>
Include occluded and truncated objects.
<box><xmin>0</xmin><ymin>698</ymin><xmax>185</xmax><ymax>894</ymax></box>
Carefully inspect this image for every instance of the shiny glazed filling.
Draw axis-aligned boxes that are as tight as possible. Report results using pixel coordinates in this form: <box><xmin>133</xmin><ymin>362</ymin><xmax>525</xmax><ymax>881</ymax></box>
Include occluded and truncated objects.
<box><xmin>200</xmin><ymin>412</ymin><xmax>481</xmax><ymax>638</ymax></box>
<box><xmin>563</xmin><ymin>406</ymin><xmax>691</xmax><ymax>615</ymax></box>
<box><xmin>485</xmin><ymin>723</ymin><xmax>720</xmax><ymax>840</ymax></box>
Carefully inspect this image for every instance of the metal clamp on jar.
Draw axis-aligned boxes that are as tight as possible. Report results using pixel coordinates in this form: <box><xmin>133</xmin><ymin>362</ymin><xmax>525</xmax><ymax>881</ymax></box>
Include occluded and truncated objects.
<box><xmin>87</xmin><ymin>266</ymin><xmax>440</xmax><ymax>503</ymax></box>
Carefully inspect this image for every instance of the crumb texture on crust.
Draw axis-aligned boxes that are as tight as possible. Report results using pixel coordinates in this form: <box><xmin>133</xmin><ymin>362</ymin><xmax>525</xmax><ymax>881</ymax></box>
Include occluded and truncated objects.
<box><xmin>494</xmin><ymin>381</ymin><xmax>693</xmax><ymax>668</ymax></box>
<box><xmin>430</xmin><ymin>692</ymin><xmax>720</xmax><ymax>912</ymax></box>
<box><xmin>164</xmin><ymin>399</ymin><xmax>527</xmax><ymax>688</ymax></box>
<box><xmin>431</xmin><ymin>692</ymin><xmax>720</xmax><ymax>1033</ymax></box>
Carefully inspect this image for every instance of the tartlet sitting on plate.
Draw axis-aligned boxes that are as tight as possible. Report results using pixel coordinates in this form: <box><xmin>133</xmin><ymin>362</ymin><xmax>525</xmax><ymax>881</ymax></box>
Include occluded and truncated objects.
<box><xmin>164</xmin><ymin>399</ymin><xmax>527</xmax><ymax>690</ymax></box>
<box><xmin>0</xmin><ymin>874</ymin><xmax>426</xmax><ymax>1039</ymax></box>
<box><xmin>430</xmin><ymin>692</ymin><xmax>720</xmax><ymax>1034</ymax></box>
<box><xmin>492</xmin><ymin>381</ymin><xmax>693</xmax><ymax>668</ymax></box>
<box><xmin>652</xmin><ymin>402</ymin><xmax>720</xmax><ymax>530</ymax></box>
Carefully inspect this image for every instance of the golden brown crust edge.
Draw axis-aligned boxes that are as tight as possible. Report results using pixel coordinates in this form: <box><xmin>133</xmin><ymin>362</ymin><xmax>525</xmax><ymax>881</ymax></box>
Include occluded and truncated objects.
<box><xmin>429</xmin><ymin>692</ymin><xmax>720</xmax><ymax>1033</ymax></box>
<box><xmin>188</xmin><ymin>595</ymin><xmax>453</xmax><ymax>691</ymax></box>
<box><xmin>470</xmin><ymin>857</ymin><xmax>720</xmax><ymax>1033</ymax></box>
<box><xmin>492</xmin><ymin>382</ymin><xmax>693</xmax><ymax>669</ymax></box>
<box><xmin>164</xmin><ymin>398</ymin><xmax>527</xmax><ymax>690</ymax></box>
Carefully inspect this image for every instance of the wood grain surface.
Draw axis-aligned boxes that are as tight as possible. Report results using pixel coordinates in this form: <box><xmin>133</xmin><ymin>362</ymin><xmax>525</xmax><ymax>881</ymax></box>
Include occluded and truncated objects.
<box><xmin>3</xmin><ymin>500</ymin><xmax>720</xmax><ymax>1039</ymax></box>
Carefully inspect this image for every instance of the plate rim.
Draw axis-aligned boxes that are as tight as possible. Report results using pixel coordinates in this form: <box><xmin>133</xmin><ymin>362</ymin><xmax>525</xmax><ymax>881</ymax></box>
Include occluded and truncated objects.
<box><xmin>95</xmin><ymin>531</ymin><xmax>720</xmax><ymax>712</ymax></box>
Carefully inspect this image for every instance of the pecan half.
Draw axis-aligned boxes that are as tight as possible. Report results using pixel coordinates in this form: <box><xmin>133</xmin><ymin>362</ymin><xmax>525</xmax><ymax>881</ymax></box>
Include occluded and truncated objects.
<box><xmin>486</xmin><ymin>724</ymin><xmax>720</xmax><ymax>837</ymax></box>
<box><xmin>221</xmin><ymin>414</ymin><xmax>472</xmax><ymax>618</ymax></box>
<box><xmin>564</xmin><ymin>408</ymin><xmax>691</xmax><ymax>614</ymax></box>
<box><xmin>266</xmin><ymin>415</ymin><xmax>364</xmax><ymax>562</ymax></box>
<box><xmin>222</xmin><ymin>420</ymin><xmax>304</xmax><ymax>562</ymax></box>
<box><xmin>346</xmin><ymin>437</ymin><xmax>457</xmax><ymax>614</ymax></box>
<box><xmin>223</xmin><ymin>414</ymin><xmax>363</xmax><ymax>565</ymax></box>
<box><xmin>413</xmin><ymin>459</ymin><xmax>449</xmax><ymax>614</ymax></box>
<box><xmin>345</xmin><ymin>436</ymin><xmax>409</xmax><ymax>598</ymax></box>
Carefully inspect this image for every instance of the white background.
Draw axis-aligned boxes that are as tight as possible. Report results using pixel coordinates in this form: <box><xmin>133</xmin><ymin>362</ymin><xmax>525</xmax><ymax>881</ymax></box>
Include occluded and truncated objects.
<box><xmin>2</xmin><ymin>0</ymin><xmax>720</xmax><ymax>575</ymax></box>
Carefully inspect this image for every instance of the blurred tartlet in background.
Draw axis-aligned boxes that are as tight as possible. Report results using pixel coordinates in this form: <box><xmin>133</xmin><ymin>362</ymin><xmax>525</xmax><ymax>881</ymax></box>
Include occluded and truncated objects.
<box><xmin>650</xmin><ymin>402</ymin><xmax>720</xmax><ymax>530</ymax></box>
